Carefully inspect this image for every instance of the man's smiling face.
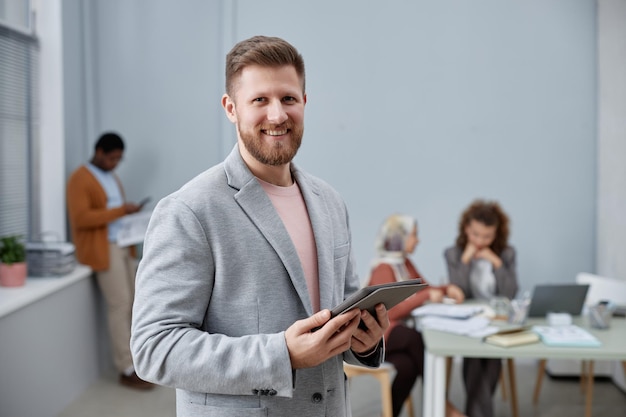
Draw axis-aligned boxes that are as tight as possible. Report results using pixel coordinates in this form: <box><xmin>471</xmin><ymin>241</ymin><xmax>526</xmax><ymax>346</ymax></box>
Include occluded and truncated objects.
<box><xmin>224</xmin><ymin>64</ymin><xmax>306</xmax><ymax>166</ymax></box>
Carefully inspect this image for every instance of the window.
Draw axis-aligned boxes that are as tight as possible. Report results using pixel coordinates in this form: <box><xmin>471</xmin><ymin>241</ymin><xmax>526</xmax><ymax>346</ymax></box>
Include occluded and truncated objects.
<box><xmin>0</xmin><ymin>19</ymin><xmax>39</xmax><ymax>239</ymax></box>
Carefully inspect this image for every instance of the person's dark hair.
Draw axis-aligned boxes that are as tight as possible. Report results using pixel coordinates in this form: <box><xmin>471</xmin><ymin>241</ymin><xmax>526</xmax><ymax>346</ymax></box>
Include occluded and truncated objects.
<box><xmin>455</xmin><ymin>199</ymin><xmax>510</xmax><ymax>255</ymax></box>
<box><xmin>225</xmin><ymin>35</ymin><xmax>305</xmax><ymax>97</ymax></box>
<box><xmin>95</xmin><ymin>132</ymin><xmax>125</xmax><ymax>153</ymax></box>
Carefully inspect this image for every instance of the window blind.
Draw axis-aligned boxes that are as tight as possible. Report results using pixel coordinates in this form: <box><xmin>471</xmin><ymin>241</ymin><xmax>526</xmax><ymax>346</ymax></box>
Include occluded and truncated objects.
<box><xmin>0</xmin><ymin>24</ymin><xmax>39</xmax><ymax>239</ymax></box>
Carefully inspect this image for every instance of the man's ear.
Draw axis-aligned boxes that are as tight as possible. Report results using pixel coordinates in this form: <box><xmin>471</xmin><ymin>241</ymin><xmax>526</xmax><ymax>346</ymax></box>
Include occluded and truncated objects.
<box><xmin>222</xmin><ymin>94</ymin><xmax>237</xmax><ymax>123</ymax></box>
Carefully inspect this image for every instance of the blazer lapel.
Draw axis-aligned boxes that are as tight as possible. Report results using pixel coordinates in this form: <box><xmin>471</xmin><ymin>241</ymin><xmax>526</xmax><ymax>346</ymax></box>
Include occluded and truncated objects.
<box><xmin>224</xmin><ymin>145</ymin><xmax>313</xmax><ymax>315</ymax></box>
<box><xmin>293</xmin><ymin>167</ymin><xmax>335</xmax><ymax>313</ymax></box>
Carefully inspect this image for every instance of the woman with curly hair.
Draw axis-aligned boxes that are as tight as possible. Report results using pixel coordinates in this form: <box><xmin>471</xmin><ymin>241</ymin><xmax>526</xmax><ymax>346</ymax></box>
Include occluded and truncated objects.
<box><xmin>369</xmin><ymin>214</ymin><xmax>466</xmax><ymax>417</ymax></box>
<box><xmin>444</xmin><ymin>200</ymin><xmax>518</xmax><ymax>417</ymax></box>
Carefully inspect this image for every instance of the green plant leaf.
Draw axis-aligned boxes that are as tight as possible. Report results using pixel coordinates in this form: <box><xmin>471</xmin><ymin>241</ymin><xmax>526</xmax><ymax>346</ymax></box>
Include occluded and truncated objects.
<box><xmin>0</xmin><ymin>235</ymin><xmax>26</xmax><ymax>265</ymax></box>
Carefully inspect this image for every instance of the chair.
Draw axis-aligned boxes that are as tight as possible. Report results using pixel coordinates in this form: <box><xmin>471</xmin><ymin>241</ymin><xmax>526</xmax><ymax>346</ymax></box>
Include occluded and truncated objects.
<box><xmin>343</xmin><ymin>362</ymin><xmax>415</xmax><ymax>417</ymax></box>
<box><xmin>533</xmin><ymin>273</ymin><xmax>626</xmax><ymax>417</ymax></box>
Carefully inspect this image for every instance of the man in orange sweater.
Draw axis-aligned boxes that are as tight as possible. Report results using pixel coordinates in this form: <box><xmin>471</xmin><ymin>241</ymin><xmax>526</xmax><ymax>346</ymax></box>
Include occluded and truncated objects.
<box><xmin>67</xmin><ymin>132</ymin><xmax>152</xmax><ymax>390</ymax></box>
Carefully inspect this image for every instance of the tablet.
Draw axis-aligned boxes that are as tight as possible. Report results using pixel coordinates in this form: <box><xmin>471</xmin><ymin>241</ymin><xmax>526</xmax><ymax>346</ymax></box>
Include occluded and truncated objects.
<box><xmin>331</xmin><ymin>280</ymin><xmax>428</xmax><ymax>318</ymax></box>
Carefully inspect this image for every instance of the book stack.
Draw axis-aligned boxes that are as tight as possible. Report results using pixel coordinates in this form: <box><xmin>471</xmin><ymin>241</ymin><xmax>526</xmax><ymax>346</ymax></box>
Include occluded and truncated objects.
<box><xmin>413</xmin><ymin>303</ymin><xmax>496</xmax><ymax>338</ymax></box>
<box><xmin>26</xmin><ymin>241</ymin><xmax>76</xmax><ymax>277</ymax></box>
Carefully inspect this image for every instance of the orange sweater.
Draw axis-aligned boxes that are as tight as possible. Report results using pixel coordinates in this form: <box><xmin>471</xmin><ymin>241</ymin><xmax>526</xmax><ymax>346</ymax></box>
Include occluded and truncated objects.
<box><xmin>368</xmin><ymin>258</ymin><xmax>447</xmax><ymax>341</ymax></box>
<box><xmin>66</xmin><ymin>165</ymin><xmax>129</xmax><ymax>271</ymax></box>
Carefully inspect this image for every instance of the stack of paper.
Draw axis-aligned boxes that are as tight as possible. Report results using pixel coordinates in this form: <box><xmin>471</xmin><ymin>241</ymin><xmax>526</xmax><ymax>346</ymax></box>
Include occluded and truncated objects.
<box><xmin>532</xmin><ymin>325</ymin><xmax>602</xmax><ymax>347</ymax></box>
<box><xmin>418</xmin><ymin>315</ymin><xmax>497</xmax><ymax>338</ymax></box>
<box><xmin>413</xmin><ymin>303</ymin><xmax>498</xmax><ymax>337</ymax></box>
<box><xmin>117</xmin><ymin>211</ymin><xmax>153</xmax><ymax>247</ymax></box>
<box><xmin>412</xmin><ymin>303</ymin><xmax>484</xmax><ymax>319</ymax></box>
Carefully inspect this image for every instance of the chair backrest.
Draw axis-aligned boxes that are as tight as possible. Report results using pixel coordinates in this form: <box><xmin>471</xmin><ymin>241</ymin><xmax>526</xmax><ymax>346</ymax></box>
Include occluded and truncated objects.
<box><xmin>575</xmin><ymin>272</ymin><xmax>626</xmax><ymax>307</ymax></box>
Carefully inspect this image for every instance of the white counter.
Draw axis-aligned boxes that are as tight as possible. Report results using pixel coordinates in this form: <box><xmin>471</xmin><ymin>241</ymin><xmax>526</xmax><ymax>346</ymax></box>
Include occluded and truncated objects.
<box><xmin>0</xmin><ymin>264</ymin><xmax>105</xmax><ymax>417</ymax></box>
<box><xmin>0</xmin><ymin>264</ymin><xmax>92</xmax><ymax>318</ymax></box>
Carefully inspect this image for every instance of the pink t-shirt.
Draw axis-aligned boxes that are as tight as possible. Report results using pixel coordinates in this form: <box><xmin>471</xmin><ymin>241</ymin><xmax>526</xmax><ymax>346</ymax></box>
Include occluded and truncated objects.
<box><xmin>259</xmin><ymin>178</ymin><xmax>320</xmax><ymax>312</ymax></box>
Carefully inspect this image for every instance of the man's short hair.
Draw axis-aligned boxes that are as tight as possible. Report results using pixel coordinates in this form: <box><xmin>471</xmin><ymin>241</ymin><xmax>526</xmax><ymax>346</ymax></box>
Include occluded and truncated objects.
<box><xmin>95</xmin><ymin>132</ymin><xmax>125</xmax><ymax>153</ymax></box>
<box><xmin>225</xmin><ymin>35</ymin><xmax>305</xmax><ymax>97</ymax></box>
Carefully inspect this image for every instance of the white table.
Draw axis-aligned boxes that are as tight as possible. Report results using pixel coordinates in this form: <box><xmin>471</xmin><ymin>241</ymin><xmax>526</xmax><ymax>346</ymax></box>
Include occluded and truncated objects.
<box><xmin>422</xmin><ymin>317</ymin><xmax>626</xmax><ymax>417</ymax></box>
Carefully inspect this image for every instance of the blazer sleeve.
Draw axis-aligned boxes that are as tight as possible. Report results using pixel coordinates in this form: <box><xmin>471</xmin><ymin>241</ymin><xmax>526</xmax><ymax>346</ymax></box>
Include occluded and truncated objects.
<box><xmin>495</xmin><ymin>246</ymin><xmax>519</xmax><ymax>299</ymax></box>
<box><xmin>444</xmin><ymin>246</ymin><xmax>472</xmax><ymax>297</ymax></box>
<box><xmin>131</xmin><ymin>197</ymin><xmax>295</xmax><ymax>397</ymax></box>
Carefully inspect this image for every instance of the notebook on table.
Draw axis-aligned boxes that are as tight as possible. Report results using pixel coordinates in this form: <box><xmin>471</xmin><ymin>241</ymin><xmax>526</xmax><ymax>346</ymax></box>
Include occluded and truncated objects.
<box><xmin>527</xmin><ymin>284</ymin><xmax>590</xmax><ymax>318</ymax></box>
<box><xmin>484</xmin><ymin>327</ymin><xmax>541</xmax><ymax>347</ymax></box>
<box><xmin>532</xmin><ymin>325</ymin><xmax>601</xmax><ymax>347</ymax></box>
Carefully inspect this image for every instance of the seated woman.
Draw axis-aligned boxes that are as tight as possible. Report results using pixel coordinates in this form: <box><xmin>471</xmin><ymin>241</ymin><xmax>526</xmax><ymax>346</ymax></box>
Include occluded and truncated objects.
<box><xmin>368</xmin><ymin>214</ymin><xmax>466</xmax><ymax>417</ymax></box>
<box><xmin>444</xmin><ymin>200</ymin><xmax>519</xmax><ymax>417</ymax></box>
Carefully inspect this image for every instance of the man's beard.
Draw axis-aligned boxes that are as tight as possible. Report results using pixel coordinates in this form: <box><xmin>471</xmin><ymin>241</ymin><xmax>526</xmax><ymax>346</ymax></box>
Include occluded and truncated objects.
<box><xmin>238</xmin><ymin>123</ymin><xmax>304</xmax><ymax>166</ymax></box>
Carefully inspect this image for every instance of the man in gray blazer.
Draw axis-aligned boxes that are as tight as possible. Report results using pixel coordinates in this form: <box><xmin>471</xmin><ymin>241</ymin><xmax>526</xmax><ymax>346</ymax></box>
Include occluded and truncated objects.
<box><xmin>131</xmin><ymin>35</ymin><xmax>389</xmax><ymax>417</ymax></box>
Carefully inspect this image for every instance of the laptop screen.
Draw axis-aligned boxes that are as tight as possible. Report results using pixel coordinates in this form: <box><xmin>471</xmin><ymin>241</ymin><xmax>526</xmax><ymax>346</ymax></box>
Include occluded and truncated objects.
<box><xmin>527</xmin><ymin>284</ymin><xmax>590</xmax><ymax>317</ymax></box>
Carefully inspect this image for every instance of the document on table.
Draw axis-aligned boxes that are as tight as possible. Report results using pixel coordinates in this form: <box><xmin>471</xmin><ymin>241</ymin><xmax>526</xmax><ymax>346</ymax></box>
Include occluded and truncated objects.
<box><xmin>412</xmin><ymin>303</ymin><xmax>484</xmax><ymax>319</ymax></box>
<box><xmin>418</xmin><ymin>315</ymin><xmax>499</xmax><ymax>338</ymax></box>
<box><xmin>532</xmin><ymin>325</ymin><xmax>602</xmax><ymax>347</ymax></box>
<box><xmin>117</xmin><ymin>211</ymin><xmax>152</xmax><ymax>247</ymax></box>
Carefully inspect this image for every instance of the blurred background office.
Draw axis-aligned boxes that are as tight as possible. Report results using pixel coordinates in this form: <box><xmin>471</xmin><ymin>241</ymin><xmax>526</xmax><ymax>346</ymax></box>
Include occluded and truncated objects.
<box><xmin>1</xmin><ymin>1</ymin><xmax>625</xmax><ymax>417</ymax></box>
<box><xmin>62</xmin><ymin>0</ymin><xmax>624</xmax><ymax>291</ymax></box>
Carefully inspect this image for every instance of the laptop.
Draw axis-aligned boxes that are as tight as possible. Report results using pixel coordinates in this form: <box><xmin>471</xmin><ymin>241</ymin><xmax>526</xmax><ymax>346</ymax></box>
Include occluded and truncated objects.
<box><xmin>527</xmin><ymin>284</ymin><xmax>590</xmax><ymax>317</ymax></box>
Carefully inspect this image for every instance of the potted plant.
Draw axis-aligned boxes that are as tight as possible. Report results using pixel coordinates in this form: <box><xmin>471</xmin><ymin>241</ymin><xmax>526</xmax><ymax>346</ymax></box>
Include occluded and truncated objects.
<box><xmin>0</xmin><ymin>235</ymin><xmax>27</xmax><ymax>287</ymax></box>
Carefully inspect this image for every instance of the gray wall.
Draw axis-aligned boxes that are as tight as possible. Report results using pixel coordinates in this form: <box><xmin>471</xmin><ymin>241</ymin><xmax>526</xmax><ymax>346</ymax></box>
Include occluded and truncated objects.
<box><xmin>63</xmin><ymin>0</ymin><xmax>597</xmax><ymax>294</ymax></box>
<box><xmin>63</xmin><ymin>0</ymin><xmax>225</xmax><ymax>192</ymax></box>
<box><xmin>597</xmin><ymin>0</ymin><xmax>626</xmax><ymax>281</ymax></box>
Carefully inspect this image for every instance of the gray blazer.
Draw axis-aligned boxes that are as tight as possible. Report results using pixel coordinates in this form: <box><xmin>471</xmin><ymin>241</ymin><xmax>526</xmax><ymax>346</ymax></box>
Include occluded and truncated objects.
<box><xmin>131</xmin><ymin>145</ymin><xmax>382</xmax><ymax>417</ymax></box>
<box><xmin>444</xmin><ymin>245</ymin><xmax>519</xmax><ymax>299</ymax></box>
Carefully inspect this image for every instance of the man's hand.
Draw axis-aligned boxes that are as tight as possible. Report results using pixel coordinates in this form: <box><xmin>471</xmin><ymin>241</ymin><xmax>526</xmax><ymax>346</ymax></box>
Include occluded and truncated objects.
<box><xmin>349</xmin><ymin>303</ymin><xmax>389</xmax><ymax>355</ymax></box>
<box><xmin>285</xmin><ymin>309</ymin><xmax>361</xmax><ymax>369</ymax></box>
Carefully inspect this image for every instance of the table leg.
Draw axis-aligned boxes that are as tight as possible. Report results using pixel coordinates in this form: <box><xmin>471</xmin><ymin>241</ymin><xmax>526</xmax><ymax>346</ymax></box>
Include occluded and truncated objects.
<box><xmin>500</xmin><ymin>364</ymin><xmax>508</xmax><ymax>401</ymax></box>
<box><xmin>424</xmin><ymin>351</ymin><xmax>434</xmax><ymax>417</ymax></box>
<box><xmin>506</xmin><ymin>358</ymin><xmax>519</xmax><ymax>417</ymax></box>
<box><xmin>533</xmin><ymin>359</ymin><xmax>546</xmax><ymax>405</ymax></box>
<box><xmin>585</xmin><ymin>361</ymin><xmax>594</xmax><ymax>417</ymax></box>
<box><xmin>424</xmin><ymin>350</ymin><xmax>446</xmax><ymax>417</ymax></box>
<box><xmin>446</xmin><ymin>356</ymin><xmax>453</xmax><ymax>394</ymax></box>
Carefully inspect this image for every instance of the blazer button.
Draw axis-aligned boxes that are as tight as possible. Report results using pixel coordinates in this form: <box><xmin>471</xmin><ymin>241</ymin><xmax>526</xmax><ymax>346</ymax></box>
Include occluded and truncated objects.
<box><xmin>269</xmin><ymin>389</ymin><xmax>277</xmax><ymax>396</ymax></box>
<box><xmin>311</xmin><ymin>392</ymin><xmax>323</xmax><ymax>403</ymax></box>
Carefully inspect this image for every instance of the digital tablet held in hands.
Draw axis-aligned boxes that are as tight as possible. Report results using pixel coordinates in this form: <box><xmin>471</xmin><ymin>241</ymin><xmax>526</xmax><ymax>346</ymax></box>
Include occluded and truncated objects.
<box><xmin>331</xmin><ymin>280</ymin><xmax>428</xmax><ymax>318</ymax></box>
